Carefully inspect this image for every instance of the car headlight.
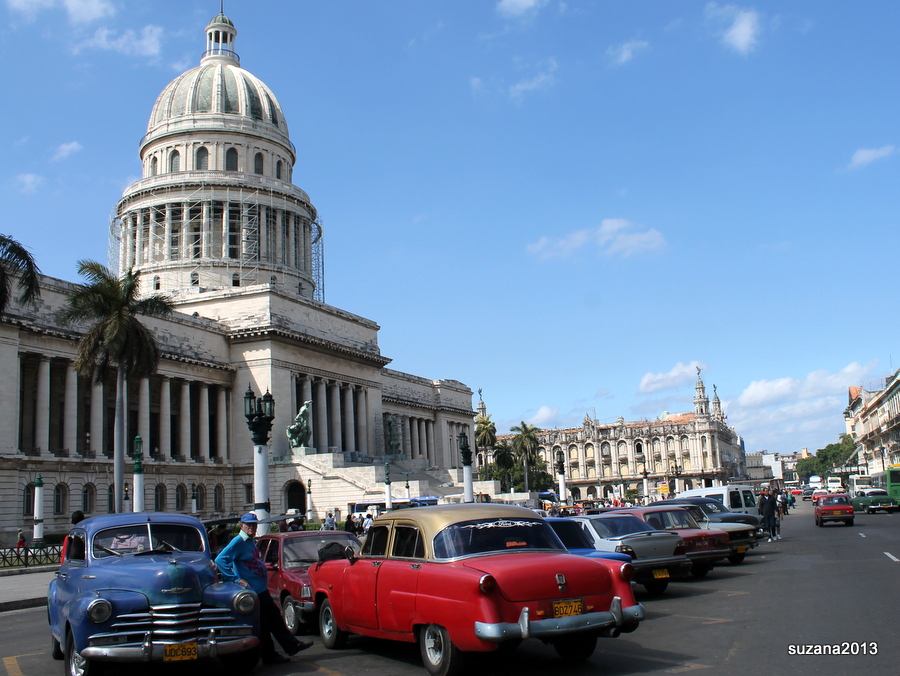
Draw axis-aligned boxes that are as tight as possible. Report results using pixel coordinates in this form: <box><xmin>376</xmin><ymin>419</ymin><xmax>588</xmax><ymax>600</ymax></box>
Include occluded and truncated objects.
<box><xmin>233</xmin><ymin>590</ymin><xmax>258</xmax><ymax>615</ymax></box>
<box><xmin>87</xmin><ymin>598</ymin><xmax>112</xmax><ymax>624</ymax></box>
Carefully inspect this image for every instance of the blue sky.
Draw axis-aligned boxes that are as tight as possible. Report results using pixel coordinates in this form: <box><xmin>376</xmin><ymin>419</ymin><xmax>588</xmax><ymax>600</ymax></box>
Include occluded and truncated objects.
<box><xmin>2</xmin><ymin>1</ymin><xmax>898</xmax><ymax>456</ymax></box>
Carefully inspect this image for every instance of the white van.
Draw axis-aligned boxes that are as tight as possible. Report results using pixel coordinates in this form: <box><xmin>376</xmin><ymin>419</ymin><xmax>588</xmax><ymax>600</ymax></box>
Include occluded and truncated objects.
<box><xmin>676</xmin><ymin>485</ymin><xmax>758</xmax><ymax>514</ymax></box>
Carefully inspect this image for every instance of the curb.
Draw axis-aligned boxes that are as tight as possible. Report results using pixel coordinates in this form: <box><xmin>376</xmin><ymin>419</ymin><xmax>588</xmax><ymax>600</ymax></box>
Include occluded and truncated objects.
<box><xmin>0</xmin><ymin>597</ymin><xmax>47</xmax><ymax>613</ymax></box>
<box><xmin>0</xmin><ymin>565</ymin><xmax>59</xmax><ymax>577</ymax></box>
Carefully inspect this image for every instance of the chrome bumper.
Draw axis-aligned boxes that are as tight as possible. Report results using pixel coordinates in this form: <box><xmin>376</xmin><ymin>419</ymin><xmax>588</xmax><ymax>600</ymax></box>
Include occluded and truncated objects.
<box><xmin>81</xmin><ymin>633</ymin><xmax>259</xmax><ymax>662</ymax></box>
<box><xmin>474</xmin><ymin>596</ymin><xmax>645</xmax><ymax>642</ymax></box>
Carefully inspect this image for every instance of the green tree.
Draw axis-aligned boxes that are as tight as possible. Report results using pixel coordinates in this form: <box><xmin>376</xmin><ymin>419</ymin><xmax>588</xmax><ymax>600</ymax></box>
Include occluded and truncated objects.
<box><xmin>510</xmin><ymin>421</ymin><xmax>541</xmax><ymax>493</ymax></box>
<box><xmin>61</xmin><ymin>261</ymin><xmax>174</xmax><ymax>513</ymax></box>
<box><xmin>491</xmin><ymin>441</ymin><xmax>515</xmax><ymax>492</ymax></box>
<box><xmin>0</xmin><ymin>233</ymin><xmax>41</xmax><ymax>314</ymax></box>
<box><xmin>795</xmin><ymin>434</ymin><xmax>857</xmax><ymax>481</ymax></box>
<box><xmin>475</xmin><ymin>413</ymin><xmax>496</xmax><ymax>453</ymax></box>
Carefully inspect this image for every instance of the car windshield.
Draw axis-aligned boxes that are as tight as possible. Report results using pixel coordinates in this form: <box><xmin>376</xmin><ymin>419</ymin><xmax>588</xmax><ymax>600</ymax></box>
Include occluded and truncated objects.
<box><xmin>865</xmin><ymin>490</ymin><xmax>888</xmax><ymax>496</ymax></box>
<box><xmin>282</xmin><ymin>534</ymin><xmax>360</xmax><ymax>567</ymax></box>
<box><xmin>589</xmin><ymin>515</ymin><xmax>659</xmax><ymax>537</ymax></box>
<box><xmin>822</xmin><ymin>496</ymin><xmax>850</xmax><ymax>506</ymax></box>
<box><xmin>93</xmin><ymin>524</ymin><xmax>204</xmax><ymax>558</ymax></box>
<box><xmin>547</xmin><ymin>520</ymin><xmax>594</xmax><ymax>549</ymax></box>
<box><xmin>643</xmin><ymin>510</ymin><xmax>700</xmax><ymax>530</ymax></box>
<box><xmin>695</xmin><ymin>501</ymin><xmax>729</xmax><ymax>515</ymax></box>
<box><xmin>432</xmin><ymin>517</ymin><xmax>563</xmax><ymax>558</ymax></box>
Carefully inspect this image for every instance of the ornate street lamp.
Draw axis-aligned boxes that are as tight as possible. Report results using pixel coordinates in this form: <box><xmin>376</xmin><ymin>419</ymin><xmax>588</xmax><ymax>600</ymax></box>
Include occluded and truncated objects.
<box><xmin>132</xmin><ymin>435</ymin><xmax>145</xmax><ymax>512</ymax></box>
<box><xmin>640</xmin><ymin>466</ymin><xmax>650</xmax><ymax>504</ymax></box>
<box><xmin>191</xmin><ymin>483</ymin><xmax>199</xmax><ymax>514</ymax></box>
<box><xmin>555</xmin><ymin>450</ymin><xmax>566</xmax><ymax>506</ymax></box>
<box><xmin>670</xmin><ymin>463</ymin><xmax>682</xmax><ymax>495</ymax></box>
<box><xmin>404</xmin><ymin>472</ymin><xmax>411</xmax><ymax>501</ymax></box>
<box><xmin>459</xmin><ymin>432</ymin><xmax>474</xmax><ymax>503</ymax></box>
<box><xmin>384</xmin><ymin>462</ymin><xmax>393</xmax><ymax>509</ymax></box>
<box><xmin>244</xmin><ymin>383</ymin><xmax>275</xmax><ymax>529</ymax></box>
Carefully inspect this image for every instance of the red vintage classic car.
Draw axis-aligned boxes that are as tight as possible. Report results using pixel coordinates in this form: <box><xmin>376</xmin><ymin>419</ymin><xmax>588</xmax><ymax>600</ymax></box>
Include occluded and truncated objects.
<box><xmin>608</xmin><ymin>506</ymin><xmax>731</xmax><ymax>577</ymax></box>
<box><xmin>257</xmin><ymin>530</ymin><xmax>362</xmax><ymax>633</ymax></box>
<box><xmin>815</xmin><ymin>493</ymin><xmax>855</xmax><ymax>527</ymax></box>
<box><xmin>308</xmin><ymin>503</ymin><xmax>645</xmax><ymax>676</ymax></box>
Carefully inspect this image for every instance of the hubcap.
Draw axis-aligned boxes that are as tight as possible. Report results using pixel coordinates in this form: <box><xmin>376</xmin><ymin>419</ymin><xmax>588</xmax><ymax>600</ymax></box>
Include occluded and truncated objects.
<box><xmin>424</xmin><ymin>626</ymin><xmax>443</xmax><ymax>664</ymax></box>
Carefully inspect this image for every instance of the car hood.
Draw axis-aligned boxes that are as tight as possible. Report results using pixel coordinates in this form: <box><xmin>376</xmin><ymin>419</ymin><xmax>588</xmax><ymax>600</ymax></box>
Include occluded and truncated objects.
<box><xmin>91</xmin><ymin>552</ymin><xmax>216</xmax><ymax>604</ymax></box>
<box><xmin>460</xmin><ymin>551</ymin><xmax>611</xmax><ymax>602</ymax></box>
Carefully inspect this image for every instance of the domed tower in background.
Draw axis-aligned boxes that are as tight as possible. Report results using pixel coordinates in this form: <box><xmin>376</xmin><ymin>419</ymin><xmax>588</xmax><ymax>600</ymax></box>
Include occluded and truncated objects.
<box><xmin>115</xmin><ymin>12</ymin><xmax>323</xmax><ymax>300</ymax></box>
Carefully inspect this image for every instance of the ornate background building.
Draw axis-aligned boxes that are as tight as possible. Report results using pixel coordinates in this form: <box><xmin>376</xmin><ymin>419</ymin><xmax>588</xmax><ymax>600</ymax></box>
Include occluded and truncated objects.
<box><xmin>1</xmin><ymin>12</ymin><xmax>475</xmax><ymax>544</ymax></box>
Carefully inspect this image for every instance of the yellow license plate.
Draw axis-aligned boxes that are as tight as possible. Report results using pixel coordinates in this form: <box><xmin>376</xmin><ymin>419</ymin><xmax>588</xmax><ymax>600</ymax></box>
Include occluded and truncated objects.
<box><xmin>737</xmin><ymin>546</ymin><xmax>747</xmax><ymax>553</ymax></box>
<box><xmin>553</xmin><ymin>600</ymin><xmax>583</xmax><ymax>617</ymax></box>
<box><xmin>652</xmin><ymin>569</ymin><xmax>670</xmax><ymax>579</ymax></box>
<box><xmin>164</xmin><ymin>641</ymin><xmax>198</xmax><ymax>662</ymax></box>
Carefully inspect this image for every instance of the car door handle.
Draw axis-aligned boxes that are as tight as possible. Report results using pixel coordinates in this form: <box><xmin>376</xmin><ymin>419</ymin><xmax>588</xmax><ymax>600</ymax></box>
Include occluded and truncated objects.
<box><xmin>58</xmin><ymin>573</ymin><xmax>67</xmax><ymax>580</ymax></box>
<box><xmin>410</xmin><ymin>563</ymin><xmax>422</xmax><ymax>570</ymax></box>
<box><xmin>371</xmin><ymin>561</ymin><xmax>383</xmax><ymax>567</ymax></box>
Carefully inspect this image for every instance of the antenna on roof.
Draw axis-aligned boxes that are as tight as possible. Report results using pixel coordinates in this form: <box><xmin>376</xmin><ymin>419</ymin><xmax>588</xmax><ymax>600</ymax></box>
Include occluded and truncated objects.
<box><xmin>221</xmin><ymin>0</ymin><xmax>224</xmax><ymax>14</ymax></box>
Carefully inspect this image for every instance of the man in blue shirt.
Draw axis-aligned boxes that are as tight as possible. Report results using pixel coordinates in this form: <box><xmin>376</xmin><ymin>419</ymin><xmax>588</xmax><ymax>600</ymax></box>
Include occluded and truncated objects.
<box><xmin>216</xmin><ymin>513</ymin><xmax>313</xmax><ymax>665</ymax></box>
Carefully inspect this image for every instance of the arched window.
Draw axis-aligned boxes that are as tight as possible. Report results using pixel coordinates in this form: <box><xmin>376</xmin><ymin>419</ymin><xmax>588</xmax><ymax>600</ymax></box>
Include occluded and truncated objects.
<box><xmin>153</xmin><ymin>275</ymin><xmax>161</xmax><ymax>290</ymax></box>
<box><xmin>254</xmin><ymin>152</ymin><xmax>264</xmax><ymax>175</ymax></box>
<box><xmin>190</xmin><ymin>272</ymin><xmax>199</xmax><ymax>286</ymax></box>
<box><xmin>196</xmin><ymin>146</ymin><xmax>209</xmax><ymax>170</ymax></box>
<box><xmin>176</xmin><ymin>484</ymin><xmax>187</xmax><ymax>512</ymax></box>
<box><xmin>214</xmin><ymin>484</ymin><xmax>225</xmax><ymax>512</ymax></box>
<box><xmin>149</xmin><ymin>156</ymin><xmax>158</xmax><ymax>176</ymax></box>
<box><xmin>54</xmin><ymin>484</ymin><xmax>69</xmax><ymax>515</ymax></box>
<box><xmin>276</xmin><ymin>160</ymin><xmax>283</xmax><ymax>179</ymax></box>
<box><xmin>82</xmin><ymin>483</ymin><xmax>96</xmax><ymax>514</ymax></box>
<box><xmin>169</xmin><ymin>150</ymin><xmax>180</xmax><ymax>172</ymax></box>
<box><xmin>23</xmin><ymin>483</ymin><xmax>35</xmax><ymax>516</ymax></box>
<box><xmin>232</xmin><ymin>273</ymin><xmax>240</xmax><ymax>287</ymax></box>
<box><xmin>154</xmin><ymin>484</ymin><xmax>167</xmax><ymax>512</ymax></box>
<box><xmin>225</xmin><ymin>147</ymin><xmax>238</xmax><ymax>171</ymax></box>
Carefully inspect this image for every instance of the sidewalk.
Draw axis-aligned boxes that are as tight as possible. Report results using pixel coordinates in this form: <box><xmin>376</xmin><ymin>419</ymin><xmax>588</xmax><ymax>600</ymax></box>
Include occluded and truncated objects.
<box><xmin>0</xmin><ymin>566</ymin><xmax>57</xmax><ymax>612</ymax></box>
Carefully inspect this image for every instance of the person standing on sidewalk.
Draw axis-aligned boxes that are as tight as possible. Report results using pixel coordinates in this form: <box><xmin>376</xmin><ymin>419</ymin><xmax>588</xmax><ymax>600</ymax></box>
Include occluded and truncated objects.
<box><xmin>758</xmin><ymin>488</ymin><xmax>779</xmax><ymax>542</ymax></box>
<box><xmin>215</xmin><ymin>513</ymin><xmax>313</xmax><ymax>666</ymax></box>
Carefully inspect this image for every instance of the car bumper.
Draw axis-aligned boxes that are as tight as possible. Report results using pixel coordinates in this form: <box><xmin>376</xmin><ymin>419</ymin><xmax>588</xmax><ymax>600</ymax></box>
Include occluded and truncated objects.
<box><xmin>473</xmin><ymin>596</ymin><xmax>645</xmax><ymax>642</ymax></box>
<box><xmin>687</xmin><ymin>548</ymin><xmax>730</xmax><ymax>565</ymax></box>
<box><xmin>633</xmin><ymin>559</ymin><xmax>693</xmax><ymax>581</ymax></box>
<box><xmin>81</xmin><ymin>634</ymin><xmax>260</xmax><ymax>662</ymax></box>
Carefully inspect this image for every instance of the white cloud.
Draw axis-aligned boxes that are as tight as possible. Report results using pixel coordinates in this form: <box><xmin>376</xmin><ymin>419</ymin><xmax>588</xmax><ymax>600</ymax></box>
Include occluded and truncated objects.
<box><xmin>16</xmin><ymin>174</ymin><xmax>45</xmax><ymax>194</ymax></box>
<box><xmin>509</xmin><ymin>58</ymin><xmax>558</xmax><ymax>101</ymax></box>
<box><xmin>529</xmin><ymin>405</ymin><xmax>560</xmax><ymax>427</ymax></box>
<box><xmin>51</xmin><ymin>141</ymin><xmax>83</xmax><ymax>162</ymax></box>
<box><xmin>496</xmin><ymin>0</ymin><xmax>550</xmax><ymax>19</ymax></box>
<box><xmin>6</xmin><ymin>0</ymin><xmax>114</xmax><ymax>23</ymax></box>
<box><xmin>848</xmin><ymin>145</ymin><xmax>895</xmax><ymax>170</ymax></box>
<box><xmin>735</xmin><ymin>362</ymin><xmax>875</xmax><ymax>407</ymax></box>
<box><xmin>527</xmin><ymin>218</ymin><xmax>665</xmax><ymax>259</ymax></box>
<box><xmin>705</xmin><ymin>3</ymin><xmax>761</xmax><ymax>55</ymax></box>
<box><xmin>76</xmin><ymin>25</ymin><xmax>164</xmax><ymax>57</ymax></box>
<box><xmin>607</xmin><ymin>40</ymin><xmax>649</xmax><ymax>66</ymax></box>
<box><xmin>639</xmin><ymin>361</ymin><xmax>707</xmax><ymax>394</ymax></box>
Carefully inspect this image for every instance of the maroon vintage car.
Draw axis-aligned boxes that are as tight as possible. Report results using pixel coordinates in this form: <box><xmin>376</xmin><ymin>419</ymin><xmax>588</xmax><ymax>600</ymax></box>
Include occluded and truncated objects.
<box><xmin>608</xmin><ymin>506</ymin><xmax>730</xmax><ymax>578</ymax></box>
<box><xmin>815</xmin><ymin>493</ymin><xmax>855</xmax><ymax>527</ymax></box>
<box><xmin>257</xmin><ymin>530</ymin><xmax>362</xmax><ymax>633</ymax></box>
<box><xmin>308</xmin><ymin>503</ymin><xmax>645</xmax><ymax>676</ymax></box>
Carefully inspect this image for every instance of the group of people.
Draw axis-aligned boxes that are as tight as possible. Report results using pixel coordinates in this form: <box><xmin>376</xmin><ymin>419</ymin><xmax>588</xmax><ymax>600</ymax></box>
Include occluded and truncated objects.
<box><xmin>757</xmin><ymin>488</ymin><xmax>794</xmax><ymax>542</ymax></box>
<box><xmin>341</xmin><ymin>513</ymin><xmax>374</xmax><ymax>535</ymax></box>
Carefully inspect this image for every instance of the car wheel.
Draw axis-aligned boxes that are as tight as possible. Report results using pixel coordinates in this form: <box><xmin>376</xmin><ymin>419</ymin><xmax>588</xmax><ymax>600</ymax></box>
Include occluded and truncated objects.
<box><xmin>846</xmin><ymin>519</ymin><xmax>855</xmax><ymax>527</ymax></box>
<box><xmin>319</xmin><ymin>599</ymin><xmax>348</xmax><ymax>650</ymax></box>
<box><xmin>642</xmin><ymin>579</ymin><xmax>668</xmax><ymax>595</ymax></box>
<box><xmin>65</xmin><ymin>630</ymin><xmax>104</xmax><ymax>676</ymax></box>
<box><xmin>420</xmin><ymin>623</ymin><xmax>465</xmax><ymax>676</ymax></box>
<box><xmin>727</xmin><ymin>552</ymin><xmax>746</xmax><ymax>565</ymax></box>
<box><xmin>866</xmin><ymin>508</ymin><xmax>873</xmax><ymax>514</ymax></box>
<box><xmin>224</xmin><ymin>647</ymin><xmax>260</xmax><ymax>674</ymax></box>
<box><xmin>553</xmin><ymin>633</ymin><xmax>597</xmax><ymax>662</ymax></box>
<box><xmin>690</xmin><ymin>564</ymin><xmax>710</xmax><ymax>578</ymax></box>
<box><xmin>282</xmin><ymin>594</ymin><xmax>301</xmax><ymax>635</ymax></box>
<box><xmin>51</xmin><ymin>635</ymin><xmax>64</xmax><ymax>661</ymax></box>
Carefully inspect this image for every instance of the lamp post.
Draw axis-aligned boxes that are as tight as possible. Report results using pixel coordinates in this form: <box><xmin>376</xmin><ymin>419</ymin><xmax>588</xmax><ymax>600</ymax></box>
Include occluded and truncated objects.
<box><xmin>244</xmin><ymin>384</ymin><xmax>275</xmax><ymax>531</ymax></box>
<box><xmin>670</xmin><ymin>463</ymin><xmax>682</xmax><ymax>495</ymax></box>
<box><xmin>306</xmin><ymin>479</ymin><xmax>315</xmax><ymax>523</ymax></box>
<box><xmin>404</xmin><ymin>472</ymin><xmax>411</xmax><ymax>501</ymax></box>
<box><xmin>132</xmin><ymin>435</ymin><xmax>145</xmax><ymax>512</ymax></box>
<box><xmin>32</xmin><ymin>474</ymin><xmax>45</xmax><ymax>545</ymax></box>
<box><xmin>459</xmin><ymin>432</ymin><xmax>474</xmax><ymax>503</ymax></box>
<box><xmin>555</xmin><ymin>450</ymin><xmax>566</xmax><ymax>506</ymax></box>
<box><xmin>384</xmin><ymin>462</ymin><xmax>394</xmax><ymax>510</ymax></box>
<box><xmin>191</xmin><ymin>483</ymin><xmax>198</xmax><ymax>514</ymax></box>
<box><xmin>640</xmin><ymin>466</ymin><xmax>650</xmax><ymax>504</ymax></box>
<box><xmin>123</xmin><ymin>483</ymin><xmax>131</xmax><ymax>513</ymax></box>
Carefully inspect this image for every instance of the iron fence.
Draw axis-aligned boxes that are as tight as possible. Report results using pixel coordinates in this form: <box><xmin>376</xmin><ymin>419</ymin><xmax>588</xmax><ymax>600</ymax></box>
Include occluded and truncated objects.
<box><xmin>0</xmin><ymin>545</ymin><xmax>62</xmax><ymax>568</ymax></box>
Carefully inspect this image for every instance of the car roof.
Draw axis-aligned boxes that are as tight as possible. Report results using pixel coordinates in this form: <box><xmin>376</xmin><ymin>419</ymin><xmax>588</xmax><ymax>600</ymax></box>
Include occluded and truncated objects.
<box><xmin>257</xmin><ymin>530</ymin><xmax>356</xmax><ymax>539</ymax></box>
<box><xmin>373</xmin><ymin>503</ymin><xmax>540</xmax><ymax>538</ymax></box>
<box><xmin>75</xmin><ymin>512</ymin><xmax>205</xmax><ymax>535</ymax></box>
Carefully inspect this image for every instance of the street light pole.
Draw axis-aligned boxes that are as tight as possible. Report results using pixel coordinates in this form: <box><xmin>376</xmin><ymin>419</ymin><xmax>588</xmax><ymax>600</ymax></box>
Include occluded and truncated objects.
<box><xmin>555</xmin><ymin>451</ymin><xmax>567</xmax><ymax>506</ymax></box>
<box><xmin>670</xmin><ymin>463</ymin><xmax>682</xmax><ymax>495</ymax></box>
<box><xmin>641</xmin><ymin>467</ymin><xmax>649</xmax><ymax>504</ymax></box>
<box><xmin>32</xmin><ymin>474</ymin><xmax>45</xmax><ymax>545</ymax></box>
<box><xmin>384</xmin><ymin>462</ymin><xmax>393</xmax><ymax>510</ymax></box>
<box><xmin>244</xmin><ymin>384</ymin><xmax>275</xmax><ymax>532</ymax></box>
<box><xmin>132</xmin><ymin>434</ymin><xmax>145</xmax><ymax>512</ymax></box>
<box><xmin>459</xmin><ymin>433</ymin><xmax>474</xmax><ymax>503</ymax></box>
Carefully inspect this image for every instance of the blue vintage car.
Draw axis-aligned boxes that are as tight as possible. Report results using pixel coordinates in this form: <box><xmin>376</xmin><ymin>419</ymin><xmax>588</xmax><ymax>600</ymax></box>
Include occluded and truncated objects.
<box><xmin>48</xmin><ymin>512</ymin><xmax>261</xmax><ymax>675</ymax></box>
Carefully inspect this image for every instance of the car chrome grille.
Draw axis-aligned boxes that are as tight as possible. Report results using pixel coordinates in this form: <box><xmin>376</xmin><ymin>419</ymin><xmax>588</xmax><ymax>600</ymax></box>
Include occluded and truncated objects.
<box><xmin>90</xmin><ymin>603</ymin><xmax>251</xmax><ymax>647</ymax></box>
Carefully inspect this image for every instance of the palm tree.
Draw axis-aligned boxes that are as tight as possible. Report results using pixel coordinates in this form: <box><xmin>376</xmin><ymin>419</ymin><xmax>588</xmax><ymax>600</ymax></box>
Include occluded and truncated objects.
<box><xmin>0</xmin><ymin>233</ymin><xmax>41</xmax><ymax>315</ymax></box>
<box><xmin>475</xmin><ymin>413</ymin><xmax>496</xmax><ymax>454</ymax></box>
<box><xmin>61</xmin><ymin>261</ymin><xmax>174</xmax><ymax>513</ymax></box>
<box><xmin>492</xmin><ymin>441</ymin><xmax>515</xmax><ymax>492</ymax></box>
<box><xmin>511</xmin><ymin>421</ymin><xmax>541</xmax><ymax>493</ymax></box>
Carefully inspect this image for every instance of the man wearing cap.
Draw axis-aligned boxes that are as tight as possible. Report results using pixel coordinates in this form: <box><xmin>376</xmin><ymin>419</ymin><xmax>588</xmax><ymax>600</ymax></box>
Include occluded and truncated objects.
<box><xmin>215</xmin><ymin>513</ymin><xmax>313</xmax><ymax>665</ymax></box>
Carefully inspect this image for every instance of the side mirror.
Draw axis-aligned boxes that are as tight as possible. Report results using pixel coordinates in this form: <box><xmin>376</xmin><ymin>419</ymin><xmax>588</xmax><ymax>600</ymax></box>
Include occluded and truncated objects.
<box><xmin>345</xmin><ymin>545</ymin><xmax>356</xmax><ymax>563</ymax></box>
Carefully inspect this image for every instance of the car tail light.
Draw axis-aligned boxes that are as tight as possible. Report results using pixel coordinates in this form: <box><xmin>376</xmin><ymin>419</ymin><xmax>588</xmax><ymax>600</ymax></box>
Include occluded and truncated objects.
<box><xmin>619</xmin><ymin>563</ymin><xmax>635</xmax><ymax>582</ymax></box>
<box><xmin>300</xmin><ymin>585</ymin><xmax>312</xmax><ymax>599</ymax></box>
<box><xmin>478</xmin><ymin>574</ymin><xmax>497</xmax><ymax>593</ymax></box>
<box><xmin>674</xmin><ymin>538</ymin><xmax>686</xmax><ymax>556</ymax></box>
<box><xmin>615</xmin><ymin>544</ymin><xmax>636</xmax><ymax>558</ymax></box>
<box><xmin>87</xmin><ymin>598</ymin><xmax>112</xmax><ymax>624</ymax></box>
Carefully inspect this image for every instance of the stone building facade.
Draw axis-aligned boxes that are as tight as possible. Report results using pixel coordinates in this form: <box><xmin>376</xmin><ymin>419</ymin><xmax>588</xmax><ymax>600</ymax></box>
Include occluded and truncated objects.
<box><xmin>844</xmin><ymin>371</ymin><xmax>900</xmax><ymax>475</ymax></box>
<box><xmin>1</xmin><ymin>12</ymin><xmax>474</xmax><ymax>544</ymax></box>
<box><xmin>490</xmin><ymin>373</ymin><xmax>747</xmax><ymax>502</ymax></box>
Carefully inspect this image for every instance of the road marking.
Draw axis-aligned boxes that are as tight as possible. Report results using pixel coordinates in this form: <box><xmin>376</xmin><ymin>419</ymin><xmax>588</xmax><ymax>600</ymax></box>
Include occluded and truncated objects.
<box><xmin>3</xmin><ymin>657</ymin><xmax>24</xmax><ymax>676</ymax></box>
<box><xmin>859</xmin><ymin>533</ymin><xmax>866</xmax><ymax>537</ymax></box>
<box><xmin>672</xmin><ymin>614</ymin><xmax>733</xmax><ymax>625</ymax></box>
<box><xmin>885</xmin><ymin>552</ymin><xmax>900</xmax><ymax>562</ymax></box>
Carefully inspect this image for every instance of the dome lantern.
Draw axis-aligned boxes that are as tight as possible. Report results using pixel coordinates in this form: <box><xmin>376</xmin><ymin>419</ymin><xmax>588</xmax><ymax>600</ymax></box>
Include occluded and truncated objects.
<box><xmin>203</xmin><ymin>13</ymin><xmax>239</xmax><ymax>66</ymax></box>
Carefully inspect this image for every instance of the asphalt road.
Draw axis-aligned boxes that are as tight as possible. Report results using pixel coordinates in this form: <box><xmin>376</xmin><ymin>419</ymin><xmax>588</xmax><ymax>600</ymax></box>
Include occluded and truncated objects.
<box><xmin>3</xmin><ymin>499</ymin><xmax>897</xmax><ymax>676</ymax></box>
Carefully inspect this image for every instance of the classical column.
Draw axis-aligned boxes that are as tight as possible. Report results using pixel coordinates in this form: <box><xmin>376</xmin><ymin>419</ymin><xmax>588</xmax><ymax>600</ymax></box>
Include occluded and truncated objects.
<box><xmin>329</xmin><ymin>381</ymin><xmax>342</xmax><ymax>453</ymax></box>
<box><xmin>180</xmin><ymin>380</ymin><xmax>191</xmax><ymax>460</ymax></box>
<box><xmin>410</xmin><ymin>417</ymin><xmax>420</xmax><ymax>459</ymax></box>
<box><xmin>198</xmin><ymin>383</ymin><xmax>210</xmax><ymax>460</ymax></box>
<box><xmin>314</xmin><ymin>379</ymin><xmax>328</xmax><ymax>453</ymax></box>
<box><xmin>354</xmin><ymin>387</ymin><xmax>367</xmax><ymax>455</ymax></box>
<box><xmin>164</xmin><ymin>204</ymin><xmax>173</xmax><ymax>263</ymax></box>
<box><xmin>418</xmin><ymin>419</ymin><xmax>427</xmax><ymax>460</ymax></box>
<box><xmin>138</xmin><ymin>377</ymin><xmax>150</xmax><ymax>454</ymax></box>
<box><xmin>425</xmin><ymin>420</ymin><xmax>435</xmax><ymax>466</ymax></box>
<box><xmin>90</xmin><ymin>381</ymin><xmax>104</xmax><ymax>457</ymax></box>
<box><xmin>63</xmin><ymin>362</ymin><xmax>78</xmax><ymax>454</ymax></box>
<box><xmin>342</xmin><ymin>385</ymin><xmax>355</xmax><ymax>454</ymax></box>
<box><xmin>217</xmin><ymin>386</ymin><xmax>228</xmax><ymax>460</ymax></box>
<box><xmin>35</xmin><ymin>357</ymin><xmax>50</xmax><ymax>454</ymax></box>
<box><xmin>159</xmin><ymin>377</ymin><xmax>171</xmax><ymax>458</ymax></box>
